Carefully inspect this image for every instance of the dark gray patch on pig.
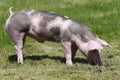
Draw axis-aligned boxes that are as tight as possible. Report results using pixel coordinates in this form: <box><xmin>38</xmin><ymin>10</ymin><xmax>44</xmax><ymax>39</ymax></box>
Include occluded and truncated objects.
<box><xmin>7</xmin><ymin>12</ymin><xmax>30</xmax><ymax>33</ymax></box>
<box><xmin>69</xmin><ymin>20</ymin><xmax>97</xmax><ymax>42</ymax></box>
<box><xmin>50</xmin><ymin>27</ymin><xmax>60</xmax><ymax>35</ymax></box>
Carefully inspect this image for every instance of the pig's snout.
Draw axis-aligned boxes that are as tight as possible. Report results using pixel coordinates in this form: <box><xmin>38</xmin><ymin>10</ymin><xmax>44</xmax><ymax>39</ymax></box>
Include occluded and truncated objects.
<box><xmin>88</xmin><ymin>49</ymin><xmax>102</xmax><ymax>66</ymax></box>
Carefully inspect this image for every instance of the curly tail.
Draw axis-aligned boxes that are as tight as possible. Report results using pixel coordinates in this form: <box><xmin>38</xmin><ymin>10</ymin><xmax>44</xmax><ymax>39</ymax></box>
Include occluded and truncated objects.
<box><xmin>9</xmin><ymin>7</ymin><xmax>14</xmax><ymax>15</ymax></box>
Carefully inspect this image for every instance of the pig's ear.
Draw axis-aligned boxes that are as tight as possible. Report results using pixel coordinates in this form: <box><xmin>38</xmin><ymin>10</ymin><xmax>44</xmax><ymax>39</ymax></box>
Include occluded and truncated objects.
<box><xmin>88</xmin><ymin>41</ymin><xmax>103</xmax><ymax>50</ymax></box>
<box><xmin>98</xmin><ymin>38</ymin><xmax>111</xmax><ymax>47</ymax></box>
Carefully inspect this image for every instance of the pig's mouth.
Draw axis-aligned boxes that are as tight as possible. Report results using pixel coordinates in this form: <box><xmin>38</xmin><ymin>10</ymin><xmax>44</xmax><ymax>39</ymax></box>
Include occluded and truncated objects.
<box><xmin>88</xmin><ymin>49</ymin><xmax>102</xmax><ymax>66</ymax></box>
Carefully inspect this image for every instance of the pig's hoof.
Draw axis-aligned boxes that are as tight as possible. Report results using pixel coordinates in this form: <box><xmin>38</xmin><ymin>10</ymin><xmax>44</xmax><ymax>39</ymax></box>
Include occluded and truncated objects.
<box><xmin>66</xmin><ymin>61</ymin><xmax>73</xmax><ymax>65</ymax></box>
<box><xmin>17</xmin><ymin>61</ymin><xmax>23</xmax><ymax>64</ymax></box>
<box><xmin>17</xmin><ymin>58</ymin><xmax>23</xmax><ymax>64</ymax></box>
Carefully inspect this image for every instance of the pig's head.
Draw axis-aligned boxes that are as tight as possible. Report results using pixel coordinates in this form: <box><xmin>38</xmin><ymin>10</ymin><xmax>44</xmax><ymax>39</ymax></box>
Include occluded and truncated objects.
<box><xmin>83</xmin><ymin>41</ymin><xmax>103</xmax><ymax>66</ymax></box>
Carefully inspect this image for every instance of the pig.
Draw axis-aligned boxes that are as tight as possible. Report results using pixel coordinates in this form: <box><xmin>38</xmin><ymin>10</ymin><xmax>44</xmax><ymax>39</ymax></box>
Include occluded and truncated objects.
<box><xmin>5</xmin><ymin>7</ymin><xmax>110</xmax><ymax>66</ymax></box>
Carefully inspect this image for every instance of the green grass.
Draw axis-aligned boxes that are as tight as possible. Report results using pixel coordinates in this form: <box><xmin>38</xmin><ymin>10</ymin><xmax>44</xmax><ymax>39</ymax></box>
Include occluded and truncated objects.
<box><xmin>0</xmin><ymin>0</ymin><xmax>120</xmax><ymax>80</ymax></box>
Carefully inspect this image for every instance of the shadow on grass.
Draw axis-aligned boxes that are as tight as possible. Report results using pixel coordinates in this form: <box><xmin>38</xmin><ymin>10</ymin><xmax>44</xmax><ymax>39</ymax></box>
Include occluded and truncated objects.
<box><xmin>8</xmin><ymin>54</ymin><xmax>89</xmax><ymax>64</ymax></box>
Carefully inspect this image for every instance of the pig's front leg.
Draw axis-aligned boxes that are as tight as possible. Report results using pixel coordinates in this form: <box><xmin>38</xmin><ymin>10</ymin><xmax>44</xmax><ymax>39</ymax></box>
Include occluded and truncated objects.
<box><xmin>71</xmin><ymin>43</ymin><xmax>78</xmax><ymax>60</ymax></box>
<box><xmin>61</xmin><ymin>40</ymin><xmax>73</xmax><ymax>65</ymax></box>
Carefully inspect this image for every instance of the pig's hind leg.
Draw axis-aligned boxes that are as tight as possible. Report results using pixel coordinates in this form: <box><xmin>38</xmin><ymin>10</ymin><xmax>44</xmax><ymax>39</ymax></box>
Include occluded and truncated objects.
<box><xmin>7</xmin><ymin>29</ymin><xmax>26</xmax><ymax>64</ymax></box>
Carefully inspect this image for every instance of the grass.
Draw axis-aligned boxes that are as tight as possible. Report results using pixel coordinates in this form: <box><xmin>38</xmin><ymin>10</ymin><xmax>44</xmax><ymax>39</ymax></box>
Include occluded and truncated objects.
<box><xmin>0</xmin><ymin>0</ymin><xmax>120</xmax><ymax>80</ymax></box>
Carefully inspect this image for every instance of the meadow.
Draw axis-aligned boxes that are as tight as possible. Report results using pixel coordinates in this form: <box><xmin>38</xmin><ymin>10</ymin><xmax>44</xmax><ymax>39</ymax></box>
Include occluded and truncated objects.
<box><xmin>0</xmin><ymin>0</ymin><xmax>120</xmax><ymax>80</ymax></box>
